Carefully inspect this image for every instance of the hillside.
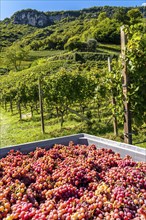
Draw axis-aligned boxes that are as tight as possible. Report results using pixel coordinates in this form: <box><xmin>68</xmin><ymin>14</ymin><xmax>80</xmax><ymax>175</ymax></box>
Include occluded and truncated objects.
<box><xmin>0</xmin><ymin>6</ymin><xmax>146</xmax><ymax>148</ymax></box>
<box><xmin>0</xmin><ymin>6</ymin><xmax>145</xmax><ymax>50</ymax></box>
<box><xmin>0</xmin><ymin>5</ymin><xmax>146</xmax><ymax>220</ymax></box>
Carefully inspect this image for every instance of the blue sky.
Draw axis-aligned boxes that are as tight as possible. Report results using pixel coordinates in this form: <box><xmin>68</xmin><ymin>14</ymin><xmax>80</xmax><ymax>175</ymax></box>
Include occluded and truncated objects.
<box><xmin>1</xmin><ymin>0</ymin><xmax>146</xmax><ymax>20</ymax></box>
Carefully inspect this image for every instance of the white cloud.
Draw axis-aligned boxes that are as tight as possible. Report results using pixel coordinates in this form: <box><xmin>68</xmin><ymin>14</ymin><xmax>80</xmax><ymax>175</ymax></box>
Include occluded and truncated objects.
<box><xmin>142</xmin><ymin>3</ymin><xmax>146</xmax><ymax>6</ymax></box>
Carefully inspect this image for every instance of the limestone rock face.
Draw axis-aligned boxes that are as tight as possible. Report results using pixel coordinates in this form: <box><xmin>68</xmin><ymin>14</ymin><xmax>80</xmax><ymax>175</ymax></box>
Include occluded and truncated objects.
<box><xmin>49</xmin><ymin>14</ymin><xmax>67</xmax><ymax>22</ymax></box>
<box><xmin>13</xmin><ymin>10</ymin><xmax>51</xmax><ymax>27</ymax></box>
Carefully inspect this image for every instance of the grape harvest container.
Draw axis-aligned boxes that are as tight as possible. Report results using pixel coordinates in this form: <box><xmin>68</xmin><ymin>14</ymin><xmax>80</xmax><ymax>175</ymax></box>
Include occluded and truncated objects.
<box><xmin>0</xmin><ymin>133</ymin><xmax>145</xmax><ymax>161</ymax></box>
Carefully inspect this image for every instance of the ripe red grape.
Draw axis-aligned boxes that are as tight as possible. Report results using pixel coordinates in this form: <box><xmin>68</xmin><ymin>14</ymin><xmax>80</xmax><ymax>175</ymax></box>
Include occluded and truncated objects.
<box><xmin>0</xmin><ymin>143</ymin><xmax>145</xmax><ymax>219</ymax></box>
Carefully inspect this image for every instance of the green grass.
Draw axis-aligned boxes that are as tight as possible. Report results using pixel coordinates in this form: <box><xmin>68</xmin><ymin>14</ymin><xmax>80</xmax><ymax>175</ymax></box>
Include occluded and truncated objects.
<box><xmin>1</xmin><ymin>107</ymin><xmax>146</xmax><ymax>149</ymax></box>
<box><xmin>29</xmin><ymin>50</ymin><xmax>65</xmax><ymax>59</ymax></box>
<box><xmin>0</xmin><ymin>47</ymin><xmax>118</xmax><ymax>72</ymax></box>
<box><xmin>0</xmin><ymin>107</ymin><xmax>83</xmax><ymax>148</ymax></box>
<box><xmin>98</xmin><ymin>43</ymin><xmax>120</xmax><ymax>54</ymax></box>
<box><xmin>99</xmin><ymin>43</ymin><xmax>121</xmax><ymax>51</ymax></box>
<box><xmin>0</xmin><ymin>50</ymin><xmax>65</xmax><ymax>71</ymax></box>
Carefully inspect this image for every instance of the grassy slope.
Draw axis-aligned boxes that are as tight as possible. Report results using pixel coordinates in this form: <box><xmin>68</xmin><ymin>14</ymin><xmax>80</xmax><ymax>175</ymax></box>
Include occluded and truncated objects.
<box><xmin>1</xmin><ymin>49</ymin><xmax>145</xmax><ymax>149</ymax></box>
<box><xmin>29</xmin><ymin>50</ymin><xmax>65</xmax><ymax>59</ymax></box>
<box><xmin>1</xmin><ymin>107</ymin><xmax>146</xmax><ymax>149</ymax></box>
<box><xmin>0</xmin><ymin>50</ymin><xmax>65</xmax><ymax>70</ymax></box>
<box><xmin>0</xmin><ymin>107</ymin><xmax>82</xmax><ymax>148</ymax></box>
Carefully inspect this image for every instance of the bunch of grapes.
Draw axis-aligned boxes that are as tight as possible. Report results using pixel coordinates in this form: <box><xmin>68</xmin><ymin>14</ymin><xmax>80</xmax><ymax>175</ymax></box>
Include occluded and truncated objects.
<box><xmin>0</xmin><ymin>143</ymin><xmax>145</xmax><ymax>220</ymax></box>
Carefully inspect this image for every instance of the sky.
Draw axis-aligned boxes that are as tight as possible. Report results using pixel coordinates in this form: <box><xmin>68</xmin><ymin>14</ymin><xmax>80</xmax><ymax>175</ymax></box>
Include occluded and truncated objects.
<box><xmin>0</xmin><ymin>0</ymin><xmax>146</xmax><ymax>20</ymax></box>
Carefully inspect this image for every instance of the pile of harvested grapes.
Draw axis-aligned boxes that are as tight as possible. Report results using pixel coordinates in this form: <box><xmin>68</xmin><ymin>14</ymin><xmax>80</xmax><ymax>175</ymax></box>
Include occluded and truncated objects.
<box><xmin>0</xmin><ymin>142</ymin><xmax>145</xmax><ymax>220</ymax></box>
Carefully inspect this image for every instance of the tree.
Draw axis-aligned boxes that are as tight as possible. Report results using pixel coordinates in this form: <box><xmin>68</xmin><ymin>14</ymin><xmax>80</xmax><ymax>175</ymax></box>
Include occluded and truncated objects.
<box><xmin>97</xmin><ymin>12</ymin><xmax>107</xmax><ymax>22</ymax></box>
<box><xmin>93</xmin><ymin>18</ymin><xmax>120</xmax><ymax>44</ymax></box>
<box><xmin>87</xmin><ymin>39</ymin><xmax>97</xmax><ymax>52</ymax></box>
<box><xmin>127</xmin><ymin>9</ymin><xmax>143</xmax><ymax>24</ymax></box>
<box><xmin>113</xmin><ymin>8</ymin><xmax>128</xmax><ymax>23</ymax></box>
<box><xmin>64</xmin><ymin>36</ymin><xmax>87</xmax><ymax>51</ymax></box>
<box><xmin>4</xmin><ymin>44</ymin><xmax>30</xmax><ymax>71</ymax></box>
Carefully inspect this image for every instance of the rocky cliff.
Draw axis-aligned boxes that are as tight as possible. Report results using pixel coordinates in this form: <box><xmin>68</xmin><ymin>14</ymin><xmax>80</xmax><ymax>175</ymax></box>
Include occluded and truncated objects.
<box><xmin>11</xmin><ymin>9</ymin><xmax>79</xmax><ymax>27</ymax></box>
<box><xmin>12</xmin><ymin>10</ymin><xmax>52</xmax><ymax>27</ymax></box>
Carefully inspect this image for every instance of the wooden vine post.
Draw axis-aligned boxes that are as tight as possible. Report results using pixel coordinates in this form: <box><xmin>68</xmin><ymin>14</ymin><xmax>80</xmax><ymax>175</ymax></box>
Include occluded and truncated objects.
<box><xmin>120</xmin><ymin>26</ymin><xmax>132</xmax><ymax>144</ymax></box>
<box><xmin>108</xmin><ymin>56</ymin><xmax>118</xmax><ymax>136</ymax></box>
<box><xmin>38</xmin><ymin>77</ymin><xmax>45</xmax><ymax>134</ymax></box>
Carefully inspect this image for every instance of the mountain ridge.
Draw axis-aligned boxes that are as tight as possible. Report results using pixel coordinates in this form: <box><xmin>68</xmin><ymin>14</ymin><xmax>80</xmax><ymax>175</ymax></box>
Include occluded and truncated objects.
<box><xmin>0</xmin><ymin>6</ymin><xmax>145</xmax><ymax>49</ymax></box>
<box><xmin>2</xmin><ymin>6</ymin><xmax>145</xmax><ymax>27</ymax></box>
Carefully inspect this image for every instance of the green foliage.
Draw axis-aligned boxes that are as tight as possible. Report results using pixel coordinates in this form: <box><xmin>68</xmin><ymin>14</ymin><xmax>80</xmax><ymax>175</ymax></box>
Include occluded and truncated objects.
<box><xmin>74</xmin><ymin>52</ymin><xmax>111</xmax><ymax>62</ymax></box>
<box><xmin>127</xmin><ymin>8</ymin><xmax>143</xmax><ymax>24</ymax></box>
<box><xmin>86</xmin><ymin>39</ymin><xmax>98</xmax><ymax>52</ymax></box>
<box><xmin>113</xmin><ymin>7</ymin><xmax>129</xmax><ymax>23</ymax></box>
<box><xmin>4</xmin><ymin>44</ymin><xmax>30</xmax><ymax>71</ymax></box>
<box><xmin>0</xmin><ymin>22</ymin><xmax>36</xmax><ymax>48</ymax></box>
<box><xmin>1</xmin><ymin>6</ymin><xmax>145</xmax><ymax>51</ymax></box>
<box><xmin>1</xmin><ymin>6</ymin><xmax>146</xmax><ymax>144</ymax></box>
<box><xmin>44</xmin><ymin>67</ymin><xmax>98</xmax><ymax>108</ymax></box>
<box><xmin>0</xmin><ymin>58</ymin><xmax>99</xmax><ymax>127</ymax></box>
<box><xmin>64</xmin><ymin>36</ymin><xmax>87</xmax><ymax>51</ymax></box>
<box><xmin>93</xmin><ymin>18</ymin><xmax>121</xmax><ymax>44</ymax></box>
<box><xmin>98</xmin><ymin>12</ymin><xmax>107</xmax><ymax>22</ymax></box>
<box><xmin>0</xmin><ymin>59</ymin><xmax>74</xmax><ymax>110</ymax></box>
<box><xmin>105</xmin><ymin>59</ymin><xmax>123</xmax><ymax>122</ymax></box>
<box><xmin>125</xmin><ymin>25</ymin><xmax>146</xmax><ymax>126</ymax></box>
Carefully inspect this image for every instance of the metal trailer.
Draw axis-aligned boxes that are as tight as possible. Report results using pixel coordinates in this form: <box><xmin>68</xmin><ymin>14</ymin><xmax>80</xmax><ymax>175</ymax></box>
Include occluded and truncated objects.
<box><xmin>0</xmin><ymin>133</ymin><xmax>145</xmax><ymax>161</ymax></box>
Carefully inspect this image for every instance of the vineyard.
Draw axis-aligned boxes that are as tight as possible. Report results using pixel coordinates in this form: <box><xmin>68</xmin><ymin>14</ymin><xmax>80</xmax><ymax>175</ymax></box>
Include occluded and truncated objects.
<box><xmin>0</xmin><ymin>7</ymin><xmax>146</xmax><ymax>148</ymax></box>
<box><xmin>1</xmin><ymin>26</ymin><xmax>146</xmax><ymax>148</ymax></box>
<box><xmin>0</xmin><ymin>5</ymin><xmax>146</xmax><ymax>220</ymax></box>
